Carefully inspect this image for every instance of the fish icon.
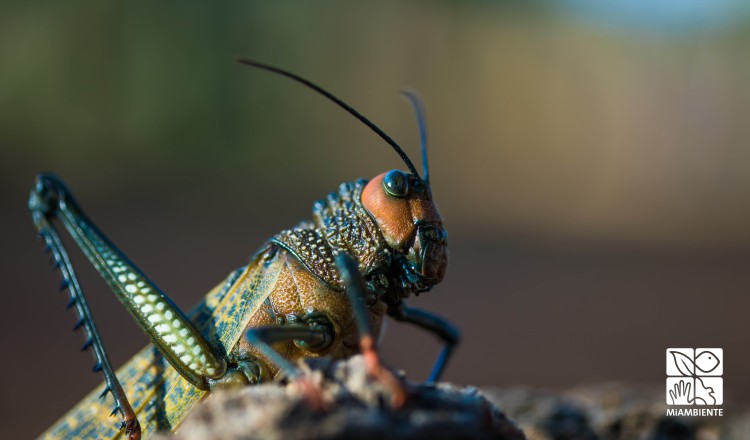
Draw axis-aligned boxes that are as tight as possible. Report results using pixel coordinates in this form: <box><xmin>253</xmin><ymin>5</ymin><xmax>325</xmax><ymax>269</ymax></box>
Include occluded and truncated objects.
<box><xmin>695</xmin><ymin>350</ymin><xmax>721</xmax><ymax>374</ymax></box>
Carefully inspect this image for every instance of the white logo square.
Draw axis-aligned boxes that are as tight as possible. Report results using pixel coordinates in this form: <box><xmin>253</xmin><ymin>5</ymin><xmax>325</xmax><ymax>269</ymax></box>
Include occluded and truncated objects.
<box><xmin>696</xmin><ymin>348</ymin><xmax>722</xmax><ymax>376</ymax></box>
<box><xmin>666</xmin><ymin>348</ymin><xmax>723</xmax><ymax>406</ymax></box>
<box><xmin>666</xmin><ymin>377</ymin><xmax>694</xmax><ymax>405</ymax></box>
<box><xmin>696</xmin><ymin>377</ymin><xmax>723</xmax><ymax>405</ymax></box>
<box><xmin>666</xmin><ymin>348</ymin><xmax>694</xmax><ymax>376</ymax></box>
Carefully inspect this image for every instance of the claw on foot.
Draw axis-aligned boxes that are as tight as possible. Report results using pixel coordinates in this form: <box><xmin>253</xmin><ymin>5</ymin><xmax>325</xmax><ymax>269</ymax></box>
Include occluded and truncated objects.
<box><xmin>361</xmin><ymin>336</ymin><xmax>408</xmax><ymax>408</ymax></box>
<box><xmin>292</xmin><ymin>376</ymin><xmax>326</xmax><ymax>411</ymax></box>
<box><xmin>122</xmin><ymin>417</ymin><xmax>141</xmax><ymax>440</ymax></box>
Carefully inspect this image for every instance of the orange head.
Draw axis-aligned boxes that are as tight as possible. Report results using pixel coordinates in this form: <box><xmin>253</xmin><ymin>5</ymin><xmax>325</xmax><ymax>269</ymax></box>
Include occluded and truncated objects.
<box><xmin>361</xmin><ymin>170</ymin><xmax>447</xmax><ymax>292</ymax></box>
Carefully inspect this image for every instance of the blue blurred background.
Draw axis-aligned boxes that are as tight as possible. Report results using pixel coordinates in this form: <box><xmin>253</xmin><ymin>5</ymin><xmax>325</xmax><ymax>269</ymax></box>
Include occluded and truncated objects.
<box><xmin>1</xmin><ymin>1</ymin><xmax>749</xmax><ymax>437</ymax></box>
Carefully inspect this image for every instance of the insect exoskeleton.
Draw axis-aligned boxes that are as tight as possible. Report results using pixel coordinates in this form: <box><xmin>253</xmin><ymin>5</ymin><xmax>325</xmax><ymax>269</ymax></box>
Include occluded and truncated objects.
<box><xmin>33</xmin><ymin>60</ymin><xmax>459</xmax><ymax>440</ymax></box>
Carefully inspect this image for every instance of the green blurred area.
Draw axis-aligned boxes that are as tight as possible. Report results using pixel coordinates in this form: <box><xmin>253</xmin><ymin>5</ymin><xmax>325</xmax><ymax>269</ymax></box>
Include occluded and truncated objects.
<box><xmin>2</xmin><ymin>2</ymin><xmax>750</xmax><ymax>437</ymax></box>
<box><xmin>3</xmin><ymin>1</ymin><xmax>749</xmax><ymax>247</ymax></box>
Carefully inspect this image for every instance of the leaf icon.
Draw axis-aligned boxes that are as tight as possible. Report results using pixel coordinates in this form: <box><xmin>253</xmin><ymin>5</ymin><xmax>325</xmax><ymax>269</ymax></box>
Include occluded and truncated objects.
<box><xmin>670</xmin><ymin>351</ymin><xmax>695</xmax><ymax>376</ymax></box>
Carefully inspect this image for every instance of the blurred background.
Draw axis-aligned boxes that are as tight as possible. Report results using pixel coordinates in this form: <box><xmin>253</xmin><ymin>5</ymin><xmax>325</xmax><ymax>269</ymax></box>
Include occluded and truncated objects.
<box><xmin>2</xmin><ymin>1</ymin><xmax>749</xmax><ymax>437</ymax></box>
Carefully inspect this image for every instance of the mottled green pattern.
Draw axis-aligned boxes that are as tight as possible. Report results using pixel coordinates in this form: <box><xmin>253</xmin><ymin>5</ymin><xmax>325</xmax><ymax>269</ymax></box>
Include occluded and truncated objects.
<box><xmin>40</xmin><ymin>248</ymin><xmax>284</xmax><ymax>439</ymax></box>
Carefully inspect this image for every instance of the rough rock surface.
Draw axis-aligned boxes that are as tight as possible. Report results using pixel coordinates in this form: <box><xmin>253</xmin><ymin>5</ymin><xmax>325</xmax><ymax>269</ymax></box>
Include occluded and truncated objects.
<box><xmin>484</xmin><ymin>384</ymin><xmax>750</xmax><ymax>440</ymax></box>
<box><xmin>155</xmin><ymin>355</ymin><xmax>525</xmax><ymax>440</ymax></box>
<box><xmin>153</xmin><ymin>357</ymin><xmax>750</xmax><ymax>440</ymax></box>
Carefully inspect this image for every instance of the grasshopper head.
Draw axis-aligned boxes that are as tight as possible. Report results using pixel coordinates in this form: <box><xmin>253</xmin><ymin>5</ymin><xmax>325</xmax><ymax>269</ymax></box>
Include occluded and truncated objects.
<box><xmin>362</xmin><ymin>170</ymin><xmax>448</xmax><ymax>291</ymax></box>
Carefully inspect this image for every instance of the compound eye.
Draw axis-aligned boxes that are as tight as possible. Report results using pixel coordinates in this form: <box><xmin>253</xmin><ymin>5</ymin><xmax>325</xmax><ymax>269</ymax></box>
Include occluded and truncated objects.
<box><xmin>383</xmin><ymin>170</ymin><xmax>409</xmax><ymax>198</ymax></box>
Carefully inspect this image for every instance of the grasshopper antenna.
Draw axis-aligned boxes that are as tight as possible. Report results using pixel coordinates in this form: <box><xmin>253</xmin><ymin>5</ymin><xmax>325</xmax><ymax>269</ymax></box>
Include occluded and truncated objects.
<box><xmin>235</xmin><ymin>58</ymin><xmax>421</xmax><ymax>179</ymax></box>
<box><xmin>401</xmin><ymin>90</ymin><xmax>429</xmax><ymax>185</ymax></box>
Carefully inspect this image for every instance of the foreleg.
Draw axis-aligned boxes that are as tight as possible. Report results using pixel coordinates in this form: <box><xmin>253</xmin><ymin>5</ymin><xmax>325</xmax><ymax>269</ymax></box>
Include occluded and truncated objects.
<box><xmin>389</xmin><ymin>302</ymin><xmax>460</xmax><ymax>382</ymax></box>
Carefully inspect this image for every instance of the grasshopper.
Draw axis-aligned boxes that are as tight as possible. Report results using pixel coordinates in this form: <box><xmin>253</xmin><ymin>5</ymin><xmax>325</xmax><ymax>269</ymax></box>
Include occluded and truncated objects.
<box><xmin>30</xmin><ymin>59</ymin><xmax>459</xmax><ymax>439</ymax></box>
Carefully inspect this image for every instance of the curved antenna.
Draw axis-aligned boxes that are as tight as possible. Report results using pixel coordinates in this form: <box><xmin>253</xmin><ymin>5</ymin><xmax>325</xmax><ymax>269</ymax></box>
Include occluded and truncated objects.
<box><xmin>235</xmin><ymin>58</ymin><xmax>421</xmax><ymax>178</ymax></box>
<box><xmin>401</xmin><ymin>90</ymin><xmax>429</xmax><ymax>185</ymax></box>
